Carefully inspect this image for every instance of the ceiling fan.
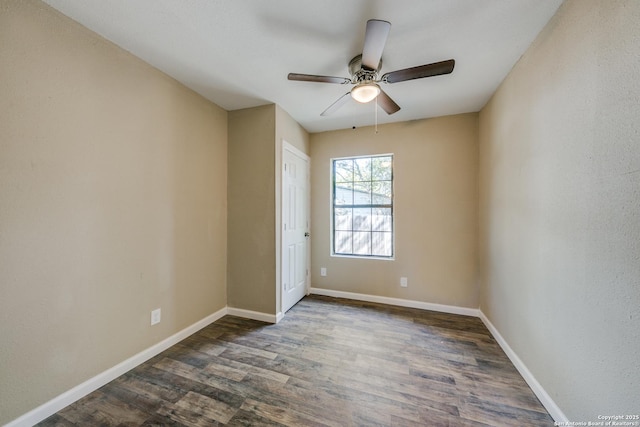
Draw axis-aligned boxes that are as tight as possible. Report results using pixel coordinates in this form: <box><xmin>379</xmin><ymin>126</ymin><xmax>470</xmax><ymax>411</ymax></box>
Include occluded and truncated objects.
<box><xmin>288</xmin><ymin>19</ymin><xmax>455</xmax><ymax>116</ymax></box>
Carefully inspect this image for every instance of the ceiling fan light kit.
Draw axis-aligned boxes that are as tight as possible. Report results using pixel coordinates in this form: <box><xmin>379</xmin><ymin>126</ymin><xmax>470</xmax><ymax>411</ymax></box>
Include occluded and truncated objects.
<box><xmin>351</xmin><ymin>82</ymin><xmax>381</xmax><ymax>103</ymax></box>
<box><xmin>288</xmin><ymin>19</ymin><xmax>455</xmax><ymax>117</ymax></box>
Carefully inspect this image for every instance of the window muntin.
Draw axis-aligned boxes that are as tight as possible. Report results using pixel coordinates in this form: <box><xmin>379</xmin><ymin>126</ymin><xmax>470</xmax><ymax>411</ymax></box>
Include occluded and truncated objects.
<box><xmin>332</xmin><ymin>155</ymin><xmax>393</xmax><ymax>258</ymax></box>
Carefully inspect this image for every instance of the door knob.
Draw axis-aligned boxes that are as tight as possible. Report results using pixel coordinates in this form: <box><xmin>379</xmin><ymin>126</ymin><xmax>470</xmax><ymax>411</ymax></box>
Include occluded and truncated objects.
<box><xmin>304</xmin><ymin>232</ymin><xmax>310</xmax><ymax>237</ymax></box>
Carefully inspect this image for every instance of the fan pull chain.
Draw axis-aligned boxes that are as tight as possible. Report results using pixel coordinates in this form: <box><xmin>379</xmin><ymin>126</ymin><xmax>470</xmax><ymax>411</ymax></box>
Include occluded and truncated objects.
<box><xmin>375</xmin><ymin>96</ymin><xmax>379</xmax><ymax>134</ymax></box>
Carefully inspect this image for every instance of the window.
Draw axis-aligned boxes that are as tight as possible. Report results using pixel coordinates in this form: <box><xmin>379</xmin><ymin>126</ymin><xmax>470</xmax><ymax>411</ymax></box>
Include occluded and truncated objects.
<box><xmin>332</xmin><ymin>155</ymin><xmax>393</xmax><ymax>258</ymax></box>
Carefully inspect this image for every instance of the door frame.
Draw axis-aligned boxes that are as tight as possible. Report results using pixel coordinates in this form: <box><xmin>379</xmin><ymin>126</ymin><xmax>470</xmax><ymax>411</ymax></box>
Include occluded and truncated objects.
<box><xmin>279</xmin><ymin>140</ymin><xmax>310</xmax><ymax>319</ymax></box>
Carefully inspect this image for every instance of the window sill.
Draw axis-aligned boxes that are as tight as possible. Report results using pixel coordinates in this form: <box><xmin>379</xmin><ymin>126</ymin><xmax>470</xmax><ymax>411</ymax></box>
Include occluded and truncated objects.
<box><xmin>331</xmin><ymin>254</ymin><xmax>395</xmax><ymax>261</ymax></box>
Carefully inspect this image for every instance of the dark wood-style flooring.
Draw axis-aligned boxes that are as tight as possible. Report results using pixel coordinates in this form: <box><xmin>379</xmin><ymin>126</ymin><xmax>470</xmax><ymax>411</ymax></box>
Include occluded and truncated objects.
<box><xmin>38</xmin><ymin>295</ymin><xmax>554</xmax><ymax>426</ymax></box>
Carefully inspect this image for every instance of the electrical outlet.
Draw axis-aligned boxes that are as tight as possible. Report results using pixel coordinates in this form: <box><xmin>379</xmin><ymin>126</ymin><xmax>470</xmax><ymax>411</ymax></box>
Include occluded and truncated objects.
<box><xmin>320</xmin><ymin>267</ymin><xmax>327</xmax><ymax>277</ymax></box>
<box><xmin>400</xmin><ymin>277</ymin><xmax>408</xmax><ymax>287</ymax></box>
<box><xmin>151</xmin><ymin>308</ymin><xmax>161</xmax><ymax>325</ymax></box>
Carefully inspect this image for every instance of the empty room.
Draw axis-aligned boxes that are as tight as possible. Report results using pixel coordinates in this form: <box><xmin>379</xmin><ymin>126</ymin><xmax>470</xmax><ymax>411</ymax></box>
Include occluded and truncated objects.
<box><xmin>1</xmin><ymin>0</ymin><xmax>638</xmax><ymax>425</ymax></box>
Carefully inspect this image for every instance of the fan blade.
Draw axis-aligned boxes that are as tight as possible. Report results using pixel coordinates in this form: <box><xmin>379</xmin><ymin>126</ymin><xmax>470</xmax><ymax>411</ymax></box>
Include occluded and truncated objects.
<box><xmin>288</xmin><ymin>73</ymin><xmax>351</xmax><ymax>84</ymax></box>
<box><xmin>321</xmin><ymin>93</ymin><xmax>351</xmax><ymax>116</ymax></box>
<box><xmin>361</xmin><ymin>19</ymin><xmax>391</xmax><ymax>71</ymax></box>
<box><xmin>377</xmin><ymin>89</ymin><xmax>400</xmax><ymax>115</ymax></box>
<box><xmin>382</xmin><ymin>59</ymin><xmax>455</xmax><ymax>84</ymax></box>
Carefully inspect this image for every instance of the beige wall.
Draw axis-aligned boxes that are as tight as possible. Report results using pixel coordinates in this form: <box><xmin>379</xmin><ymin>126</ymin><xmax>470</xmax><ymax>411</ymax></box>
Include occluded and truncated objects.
<box><xmin>478</xmin><ymin>0</ymin><xmax>640</xmax><ymax>420</ymax></box>
<box><xmin>0</xmin><ymin>1</ymin><xmax>228</xmax><ymax>424</ymax></box>
<box><xmin>310</xmin><ymin>115</ymin><xmax>479</xmax><ymax>308</ymax></box>
<box><xmin>227</xmin><ymin>105</ymin><xmax>309</xmax><ymax>316</ymax></box>
<box><xmin>276</xmin><ymin>105</ymin><xmax>310</xmax><ymax>156</ymax></box>
<box><xmin>227</xmin><ymin>105</ymin><xmax>277</xmax><ymax>314</ymax></box>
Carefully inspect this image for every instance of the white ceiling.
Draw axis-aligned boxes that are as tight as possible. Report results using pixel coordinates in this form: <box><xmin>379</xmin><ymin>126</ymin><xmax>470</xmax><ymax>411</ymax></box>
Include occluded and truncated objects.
<box><xmin>43</xmin><ymin>0</ymin><xmax>564</xmax><ymax>133</ymax></box>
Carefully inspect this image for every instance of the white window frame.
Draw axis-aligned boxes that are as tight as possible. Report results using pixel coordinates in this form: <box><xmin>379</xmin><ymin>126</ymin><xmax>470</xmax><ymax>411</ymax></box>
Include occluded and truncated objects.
<box><xmin>330</xmin><ymin>153</ymin><xmax>395</xmax><ymax>260</ymax></box>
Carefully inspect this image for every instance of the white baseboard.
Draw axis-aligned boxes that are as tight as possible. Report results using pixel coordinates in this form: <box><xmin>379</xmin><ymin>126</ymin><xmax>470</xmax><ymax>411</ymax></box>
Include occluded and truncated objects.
<box><xmin>309</xmin><ymin>287</ymin><xmax>480</xmax><ymax>317</ymax></box>
<box><xmin>6</xmin><ymin>307</ymin><xmax>227</xmax><ymax>427</ymax></box>
<box><xmin>226</xmin><ymin>307</ymin><xmax>279</xmax><ymax>324</ymax></box>
<box><xmin>7</xmin><ymin>305</ymin><xmax>278</xmax><ymax>426</ymax></box>
<box><xmin>478</xmin><ymin>310</ymin><xmax>568</xmax><ymax>423</ymax></box>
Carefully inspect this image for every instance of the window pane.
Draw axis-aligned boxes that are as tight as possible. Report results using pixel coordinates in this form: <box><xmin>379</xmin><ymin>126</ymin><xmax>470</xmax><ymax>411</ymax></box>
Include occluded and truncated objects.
<box><xmin>372</xmin><ymin>156</ymin><xmax>392</xmax><ymax>180</ymax></box>
<box><xmin>334</xmin><ymin>208</ymin><xmax>352</xmax><ymax>231</ymax></box>
<box><xmin>372</xmin><ymin>232</ymin><xmax>392</xmax><ymax>257</ymax></box>
<box><xmin>334</xmin><ymin>231</ymin><xmax>352</xmax><ymax>254</ymax></box>
<box><xmin>334</xmin><ymin>182</ymin><xmax>353</xmax><ymax>205</ymax></box>
<box><xmin>353</xmin><ymin>232</ymin><xmax>371</xmax><ymax>255</ymax></box>
<box><xmin>372</xmin><ymin>181</ymin><xmax>391</xmax><ymax>205</ymax></box>
<box><xmin>334</xmin><ymin>159</ymin><xmax>353</xmax><ymax>182</ymax></box>
<box><xmin>372</xmin><ymin>207</ymin><xmax>392</xmax><ymax>231</ymax></box>
<box><xmin>353</xmin><ymin>181</ymin><xmax>371</xmax><ymax>204</ymax></box>
<box><xmin>353</xmin><ymin>208</ymin><xmax>371</xmax><ymax>231</ymax></box>
<box><xmin>354</xmin><ymin>158</ymin><xmax>371</xmax><ymax>181</ymax></box>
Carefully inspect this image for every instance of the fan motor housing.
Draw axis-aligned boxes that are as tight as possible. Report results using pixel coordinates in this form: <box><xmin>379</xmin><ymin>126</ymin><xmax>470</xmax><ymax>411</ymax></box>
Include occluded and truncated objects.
<box><xmin>349</xmin><ymin>54</ymin><xmax>381</xmax><ymax>82</ymax></box>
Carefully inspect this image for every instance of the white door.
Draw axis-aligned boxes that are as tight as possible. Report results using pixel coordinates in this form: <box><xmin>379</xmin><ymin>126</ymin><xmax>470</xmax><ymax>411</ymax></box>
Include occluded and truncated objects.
<box><xmin>282</xmin><ymin>143</ymin><xmax>310</xmax><ymax>313</ymax></box>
